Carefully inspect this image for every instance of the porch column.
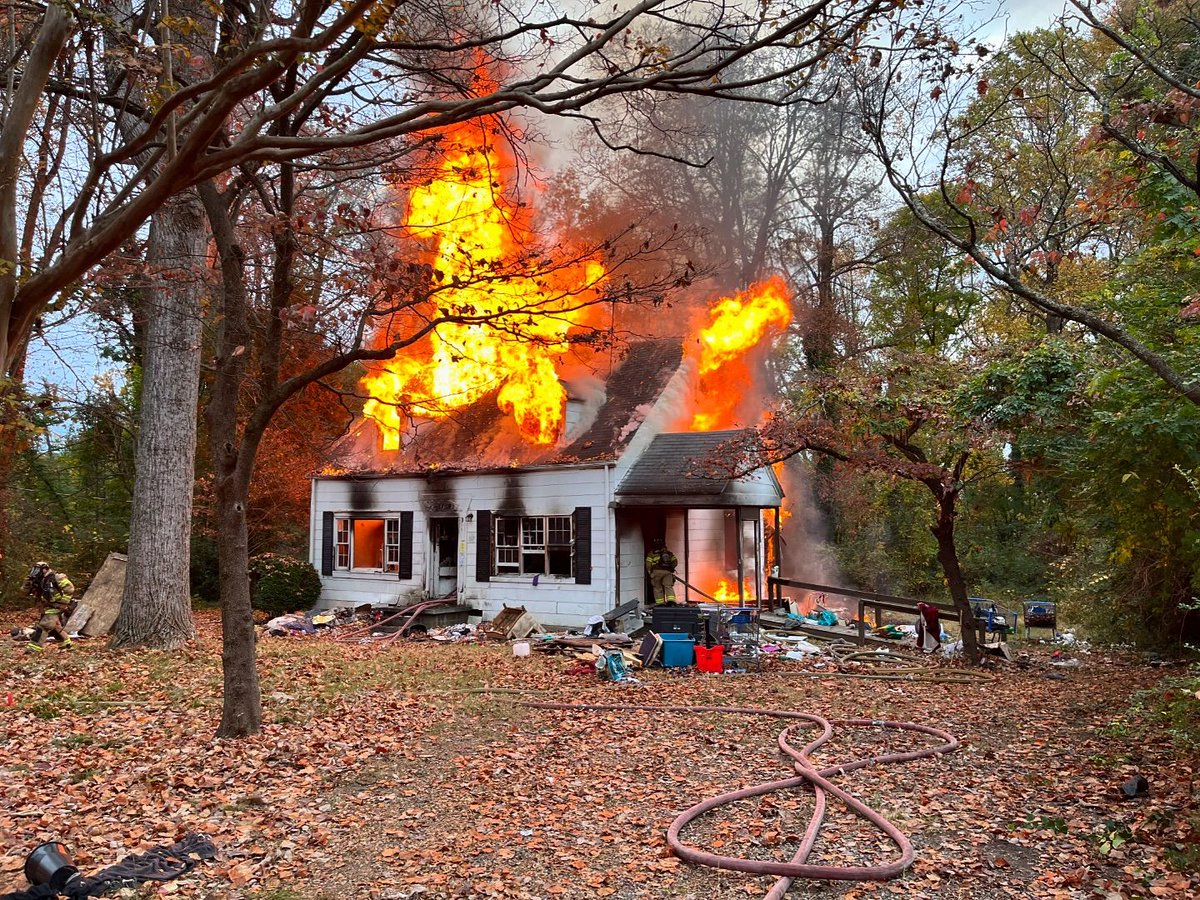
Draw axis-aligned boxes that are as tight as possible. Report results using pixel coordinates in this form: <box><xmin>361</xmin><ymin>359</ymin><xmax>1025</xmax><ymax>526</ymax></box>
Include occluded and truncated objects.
<box><xmin>736</xmin><ymin>507</ymin><xmax>745</xmax><ymax>604</ymax></box>
<box><xmin>754</xmin><ymin>513</ymin><xmax>762</xmax><ymax>609</ymax></box>
<box><xmin>682</xmin><ymin>510</ymin><xmax>690</xmax><ymax>603</ymax></box>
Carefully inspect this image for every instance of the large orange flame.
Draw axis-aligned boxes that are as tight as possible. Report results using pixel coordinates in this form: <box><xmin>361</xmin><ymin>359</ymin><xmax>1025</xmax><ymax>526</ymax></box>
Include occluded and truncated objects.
<box><xmin>360</xmin><ymin>119</ymin><xmax>606</xmax><ymax>449</ymax></box>
<box><xmin>710</xmin><ymin>577</ymin><xmax>756</xmax><ymax>605</ymax></box>
<box><xmin>686</xmin><ymin>276</ymin><xmax>792</xmax><ymax>431</ymax></box>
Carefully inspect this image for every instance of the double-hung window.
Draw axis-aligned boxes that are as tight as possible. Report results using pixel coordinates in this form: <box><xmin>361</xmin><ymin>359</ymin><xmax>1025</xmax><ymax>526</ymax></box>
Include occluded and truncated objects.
<box><xmin>493</xmin><ymin>515</ymin><xmax>573</xmax><ymax>577</ymax></box>
<box><xmin>335</xmin><ymin>519</ymin><xmax>351</xmax><ymax>569</ymax></box>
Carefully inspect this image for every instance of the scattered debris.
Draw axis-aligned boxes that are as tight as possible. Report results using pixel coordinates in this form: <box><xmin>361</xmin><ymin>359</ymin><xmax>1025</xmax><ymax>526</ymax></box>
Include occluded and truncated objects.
<box><xmin>602</xmin><ymin>598</ymin><xmax>641</xmax><ymax>631</ymax></box>
<box><xmin>1050</xmin><ymin>656</ymin><xmax>1083</xmax><ymax>669</ymax></box>
<box><xmin>264</xmin><ymin>614</ymin><xmax>318</xmax><ymax>637</ymax></box>
<box><xmin>637</xmin><ymin>632</ymin><xmax>662</xmax><ymax>668</ymax></box>
<box><xmin>1121</xmin><ymin>775</ymin><xmax>1150</xmax><ymax>800</ymax></box>
<box><xmin>426</xmin><ymin>623</ymin><xmax>476</xmax><ymax>642</ymax></box>
<box><xmin>532</xmin><ymin>634</ymin><xmax>632</xmax><ymax>654</ymax></box>
<box><xmin>479</xmin><ymin>606</ymin><xmax>543</xmax><ymax>641</ymax></box>
<box><xmin>332</xmin><ymin>599</ymin><xmax>459</xmax><ymax>643</ymax></box>
<box><xmin>983</xmin><ymin>641</ymin><xmax>1015</xmax><ymax>661</ymax></box>
<box><xmin>599</xmin><ymin>649</ymin><xmax>633</xmax><ymax>682</ymax></box>
<box><xmin>1055</xmin><ymin>631</ymin><xmax>1091</xmax><ymax>651</ymax></box>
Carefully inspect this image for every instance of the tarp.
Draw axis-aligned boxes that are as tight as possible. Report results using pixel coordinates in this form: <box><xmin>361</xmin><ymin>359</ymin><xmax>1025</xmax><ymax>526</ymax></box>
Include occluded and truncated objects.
<box><xmin>65</xmin><ymin>552</ymin><xmax>126</xmax><ymax>637</ymax></box>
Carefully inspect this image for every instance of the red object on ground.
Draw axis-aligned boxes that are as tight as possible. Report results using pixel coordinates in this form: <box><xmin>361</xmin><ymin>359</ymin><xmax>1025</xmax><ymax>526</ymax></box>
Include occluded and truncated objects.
<box><xmin>694</xmin><ymin>645</ymin><xmax>724</xmax><ymax>673</ymax></box>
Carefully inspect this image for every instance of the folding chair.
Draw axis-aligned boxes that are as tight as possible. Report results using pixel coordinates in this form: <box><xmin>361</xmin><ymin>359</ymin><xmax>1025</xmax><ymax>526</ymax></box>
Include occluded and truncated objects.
<box><xmin>1023</xmin><ymin>601</ymin><xmax>1057</xmax><ymax>639</ymax></box>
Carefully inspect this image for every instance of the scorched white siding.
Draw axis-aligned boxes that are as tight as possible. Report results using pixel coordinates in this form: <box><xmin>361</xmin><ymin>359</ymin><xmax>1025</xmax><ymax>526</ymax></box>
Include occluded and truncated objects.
<box><xmin>310</xmin><ymin>464</ymin><xmax>615</xmax><ymax>627</ymax></box>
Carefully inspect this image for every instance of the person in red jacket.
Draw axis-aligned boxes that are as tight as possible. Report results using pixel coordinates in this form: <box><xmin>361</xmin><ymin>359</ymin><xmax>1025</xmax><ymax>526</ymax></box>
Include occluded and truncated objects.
<box><xmin>915</xmin><ymin>602</ymin><xmax>941</xmax><ymax>652</ymax></box>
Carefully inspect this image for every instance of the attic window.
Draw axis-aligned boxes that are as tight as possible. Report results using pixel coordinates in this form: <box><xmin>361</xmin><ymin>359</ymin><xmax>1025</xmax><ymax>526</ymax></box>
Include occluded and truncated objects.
<box><xmin>494</xmin><ymin>515</ymin><xmax>573</xmax><ymax>577</ymax></box>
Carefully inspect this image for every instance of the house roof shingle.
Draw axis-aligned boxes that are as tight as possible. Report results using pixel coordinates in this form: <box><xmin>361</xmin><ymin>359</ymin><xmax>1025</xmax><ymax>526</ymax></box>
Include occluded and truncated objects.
<box><xmin>615</xmin><ymin>430</ymin><xmax>784</xmax><ymax>507</ymax></box>
<box><xmin>326</xmin><ymin>338</ymin><xmax>684</xmax><ymax>476</ymax></box>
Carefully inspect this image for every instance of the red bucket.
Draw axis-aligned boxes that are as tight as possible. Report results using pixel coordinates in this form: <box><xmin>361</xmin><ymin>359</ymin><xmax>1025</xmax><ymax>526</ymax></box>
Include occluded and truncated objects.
<box><xmin>695</xmin><ymin>644</ymin><xmax>724</xmax><ymax>673</ymax></box>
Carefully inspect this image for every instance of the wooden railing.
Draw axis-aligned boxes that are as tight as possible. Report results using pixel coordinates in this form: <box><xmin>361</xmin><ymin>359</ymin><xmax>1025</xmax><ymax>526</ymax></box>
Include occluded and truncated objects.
<box><xmin>766</xmin><ymin>576</ymin><xmax>964</xmax><ymax>646</ymax></box>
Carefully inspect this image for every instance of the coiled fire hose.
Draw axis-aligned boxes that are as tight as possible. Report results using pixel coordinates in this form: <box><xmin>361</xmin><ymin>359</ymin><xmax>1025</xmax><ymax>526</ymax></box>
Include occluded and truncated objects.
<box><xmin>521</xmin><ymin>701</ymin><xmax>959</xmax><ymax>897</ymax></box>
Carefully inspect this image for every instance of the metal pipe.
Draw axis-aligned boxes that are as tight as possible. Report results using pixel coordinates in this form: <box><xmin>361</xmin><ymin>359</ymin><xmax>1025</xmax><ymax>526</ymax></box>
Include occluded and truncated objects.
<box><xmin>670</xmin><ymin>574</ymin><xmax>718</xmax><ymax>603</ymax></box>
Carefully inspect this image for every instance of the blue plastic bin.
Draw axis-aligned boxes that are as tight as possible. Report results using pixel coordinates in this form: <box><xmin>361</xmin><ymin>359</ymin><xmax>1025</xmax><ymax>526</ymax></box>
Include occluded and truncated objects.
<box><xmin>659</xmin><ymin>632</ymin><xmax>695</xmax><ymax>668</ymax></box>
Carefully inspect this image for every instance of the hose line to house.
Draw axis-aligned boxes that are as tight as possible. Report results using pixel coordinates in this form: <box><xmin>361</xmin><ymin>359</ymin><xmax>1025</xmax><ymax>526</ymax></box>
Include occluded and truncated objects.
<box><xmin>521</xmin><ymin>701</ymin><xmax>959</xmax><ymax>895</ymax></box>
<box><xmin>762</xmin><ymin>640</ymin><xmax>996</xmax><ymax>685</ymax></box>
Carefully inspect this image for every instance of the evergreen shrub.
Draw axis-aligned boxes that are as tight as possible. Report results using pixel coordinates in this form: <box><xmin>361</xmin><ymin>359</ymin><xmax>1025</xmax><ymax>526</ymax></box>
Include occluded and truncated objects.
<box><xmin>249</xmin><ymin>553</ymin><xmax>321</xmax><ymax>618</ymax></box>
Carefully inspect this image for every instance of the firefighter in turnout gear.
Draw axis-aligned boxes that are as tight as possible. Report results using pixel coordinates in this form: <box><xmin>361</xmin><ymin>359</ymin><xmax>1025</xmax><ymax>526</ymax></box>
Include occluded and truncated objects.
<box><xmin>645</xmin><ymin>539</ymin><xmax>678</xmax><ymax>604</ymax></box>
<box><xmin>23</xmin><ymin>562</ymin><xmax>75</xmax><ymax>650</ymax></box>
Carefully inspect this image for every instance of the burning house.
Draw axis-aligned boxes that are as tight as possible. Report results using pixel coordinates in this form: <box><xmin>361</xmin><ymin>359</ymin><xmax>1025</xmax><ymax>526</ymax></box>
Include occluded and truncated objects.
<box><xmin>307</xmin><ymin>113</ymin><xmax>792</xmax><ymax>626</ymax></box>
<box><xmin>309</xmin><ymin>337</ymin><xmax>785</xmax><ymax>627</ymax></box>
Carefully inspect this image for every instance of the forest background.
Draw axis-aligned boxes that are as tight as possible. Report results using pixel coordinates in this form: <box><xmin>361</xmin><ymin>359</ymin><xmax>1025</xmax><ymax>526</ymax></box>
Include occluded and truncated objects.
<box><xmin>2</xmin><ymin>0</ymin><xmax>1197</xmax><ymax>662</ymax></box>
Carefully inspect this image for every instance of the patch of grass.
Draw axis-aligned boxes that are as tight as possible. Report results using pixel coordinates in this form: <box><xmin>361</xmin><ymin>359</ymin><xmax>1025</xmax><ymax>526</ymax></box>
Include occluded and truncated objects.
<box><xmin>1129</xmin><ymin>666</ymin><xmax>1200</xmax><ymax>754</ymax></box>
<box><xmin>1009</xmin><ymin>813</ymin><xmax>1069</xmax><ymax>834</ymax></box>
<box><xmin>69</xmin><ymin>767</ymin><xmax>99</xmax><ymax>784</ymax></box>
<box><xmin>52</xmin><ymin>733</ymin><xmax>95</xmax><ymax>748</ymax></box>
<box><xmin>1095</xmin><ymin>720</ymin><xmax>1132</xmax><ymax>740</ymax></box>
<box><xmin>30</xmin><ymin>688</ymin><xmax>73</xmax><ymax>719</ymax></box>
<box><xmin>1145</xmin><ymin>808</ymin><xmax>1200</xmax><ymax>873</ymax></box>
<box><xmin>1094</xmin><ymin>820</ymin><xmax>1134</xmax><ymax>856</ymax></box>
<box><xmin>1087</xmin><ymin>748</ymin><xmax>1133</xmax><ymax>768</ymax></box>
<box><xmin>221</xmin><ymin>794</ymin><xmax>268</xmax><ymax>812</ymax></box>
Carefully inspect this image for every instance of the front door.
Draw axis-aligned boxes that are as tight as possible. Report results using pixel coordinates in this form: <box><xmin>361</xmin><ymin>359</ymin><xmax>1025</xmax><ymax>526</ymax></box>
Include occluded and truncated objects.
<box><xmin>430</xmin><ymin>518</ymin><xmax>459</xmax><ymax>597</ymax></box>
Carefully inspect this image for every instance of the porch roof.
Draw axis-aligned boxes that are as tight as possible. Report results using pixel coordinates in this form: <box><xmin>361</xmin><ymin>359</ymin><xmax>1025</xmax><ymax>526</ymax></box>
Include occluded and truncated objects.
<box><xmin>614</xmin><ymin>431</ymin><xmax>783</xmax><ymax>508</ymax></box>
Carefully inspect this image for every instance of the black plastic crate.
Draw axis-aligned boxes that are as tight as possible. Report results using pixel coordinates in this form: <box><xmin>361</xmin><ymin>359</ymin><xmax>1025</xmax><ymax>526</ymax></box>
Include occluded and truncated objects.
<box><xmin>651</xmin><ymin>606</ymin><xmax>701</xmax><ymax>640</ymax></box>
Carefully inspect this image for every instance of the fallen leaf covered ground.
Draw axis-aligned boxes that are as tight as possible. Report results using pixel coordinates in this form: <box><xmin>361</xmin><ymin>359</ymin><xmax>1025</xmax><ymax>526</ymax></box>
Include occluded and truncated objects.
<box><xmin>1</xmin><ymin>610</ymin><xmax>1196</xmax><ymax>900</ymax></box>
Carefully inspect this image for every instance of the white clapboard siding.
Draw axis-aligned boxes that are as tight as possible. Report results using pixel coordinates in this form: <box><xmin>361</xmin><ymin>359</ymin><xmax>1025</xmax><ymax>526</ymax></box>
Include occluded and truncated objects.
<box><xmin>310</xmin><ymin>465</ymin><xmax>616</xmax><ymax>627</ymax></box>
<box><xmin>616</xmin><ymin>518</ymin><xmax>646</xmax><ymax>609</ymax></box>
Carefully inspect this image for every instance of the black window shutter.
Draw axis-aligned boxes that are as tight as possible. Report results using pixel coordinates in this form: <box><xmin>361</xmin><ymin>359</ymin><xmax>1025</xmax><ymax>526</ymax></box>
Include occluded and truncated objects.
<box><xmin>573</xmin><ymin>507</ymin><xmax>592</xmax><ymax>584</ymax></box>
<box><xmin>475</xmin><ymin>510</ymin><xmax>492</xmax><ymax>582</ymax></box>
<box><xmin>321</xmin><ymin>511</ymin><xmax>334</xmax><ymax>576</ymax></box>
<box><xmin>398</xmin><ymin>511</ymin><xmax>414</xmax><ymax>580</ymax></box>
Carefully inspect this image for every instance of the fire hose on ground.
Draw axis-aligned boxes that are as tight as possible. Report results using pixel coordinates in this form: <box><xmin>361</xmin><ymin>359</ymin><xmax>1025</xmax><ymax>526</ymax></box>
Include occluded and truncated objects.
<box><xmin>517</xmin><ymin>701</ymin><xmax>960</xmax><ymax>897</ymax></box>
<box><xmin>760</xmin><ymin>639</ymin><xmax>997</xmax><ymax>685</ymax></box>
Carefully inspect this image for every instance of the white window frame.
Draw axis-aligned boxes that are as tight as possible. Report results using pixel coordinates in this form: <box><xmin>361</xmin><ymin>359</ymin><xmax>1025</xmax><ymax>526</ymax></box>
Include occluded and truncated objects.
<box><xmin>493</xmin><ymin>514</ymin><xmax>574</xmax><ymax>578</ymax></box>
<box><xmin>333</xmin><ymin>515</ymin><xmax>402</xmax><ymax>574</ymax></box>
<box><xmin>335</xmin><ymin>518</ymin><xmax>350</xmax><ymax>570</ymax></box>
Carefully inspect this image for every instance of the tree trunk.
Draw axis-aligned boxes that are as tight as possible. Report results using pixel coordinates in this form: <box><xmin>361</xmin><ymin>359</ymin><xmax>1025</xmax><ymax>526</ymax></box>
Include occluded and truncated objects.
<box><xmin>111</xmin><ymin>192</ymin><xmax>206</xmax><ymax>649</ymax></box>
<box><xmin>201</xmin><ymin>180</ymin><xmax>262</xmax><ymax>736</ymax></box>
<box><xmin>0</xmin><ymin>343</ymin><xmax>30</xmax><ymax>584</ymax></box>
<box><xmin>215</xmin><ymin>472</ymin><xmax>261</xmax><ymax>736</ymax></box>
<box><xmin>804</xmin><ymin>219</ymin><xmax>838</xmax><ymax>369</ymax></box>
<box><xmin>929</xmin><ymin>493</ymin><xmax>980</xmax><ymax>663</ymax></box>
<box><xmin>0</xmin><ymin>378</ymin><xmax>20</xmax><ymax>586</ymax></box>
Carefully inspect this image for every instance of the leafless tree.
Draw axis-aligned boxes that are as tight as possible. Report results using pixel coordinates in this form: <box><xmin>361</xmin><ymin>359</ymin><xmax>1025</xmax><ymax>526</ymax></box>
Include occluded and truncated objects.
<box><xmin>0</xmin><ymin>0</ymin><xmax>899</xmax><ymax>621</ymax></box>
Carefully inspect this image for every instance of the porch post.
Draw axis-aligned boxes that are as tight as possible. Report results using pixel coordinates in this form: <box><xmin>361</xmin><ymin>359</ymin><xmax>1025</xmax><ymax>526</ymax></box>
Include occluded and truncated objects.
<box><xmin>736</xmin><ymin>507</ymin><xmax>745</xmax><ymax>604</ymax></box>
<box><xmin>682</xmin><ymin>509</ymin><xmax>691</xmax><ymax>603</ymax></box>
<box><xmin>754</xmin><ymin>513</ymin><xmax>762</xmax><ymax>609</ymax></box>
<box><xmin>773</xmin><ymin>507</ymin><xmax>782</xmax><ymax>576</ymax></box>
